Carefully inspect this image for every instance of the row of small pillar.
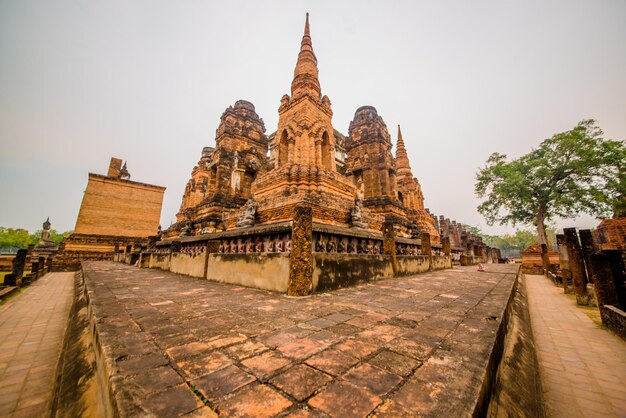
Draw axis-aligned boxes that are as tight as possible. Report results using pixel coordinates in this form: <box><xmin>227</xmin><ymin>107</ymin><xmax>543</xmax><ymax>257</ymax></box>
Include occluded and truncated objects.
<box><xmin>3</xmin><ymin>249</ymin><xmax>51</xmax><ymax>288</ymax></box>
<box><xmin>540</xmin><ymin>227</ymin><xmax>625</xmax><ymax>311</ymax></box>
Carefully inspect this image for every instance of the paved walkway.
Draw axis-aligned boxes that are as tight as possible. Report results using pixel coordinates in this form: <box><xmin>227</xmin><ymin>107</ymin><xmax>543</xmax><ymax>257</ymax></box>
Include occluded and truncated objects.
<box><xmin>525</xmin><ymin>274</ymin><xmax>626</xmax><ymax>417</ymax></box>
<box><xmin>83</xmin><ymin>262</ymin><xmax>517</xmax><ymax>417</ymax></box>
<box><xmin>0</xmin><ymin>272</ymin><xmax>75</xmax><ymax>417</ymax></box>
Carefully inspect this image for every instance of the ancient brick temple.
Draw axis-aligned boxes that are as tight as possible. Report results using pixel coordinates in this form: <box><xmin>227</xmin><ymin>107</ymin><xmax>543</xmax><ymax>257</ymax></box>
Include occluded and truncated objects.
<box><xmin>169</xmin><ymin>13</ymin><xmax>439</xmax><ymax>242</ymax></box>
<box><xmin>53</xmin><ymin>158</ymin><xmax>165</xmax><ymax>270</ymax></box>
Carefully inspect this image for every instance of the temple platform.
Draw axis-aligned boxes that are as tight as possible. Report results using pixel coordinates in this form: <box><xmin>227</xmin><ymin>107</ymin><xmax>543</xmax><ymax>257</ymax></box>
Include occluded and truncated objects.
<box><xmin>55</xmin><ymin>261</ymin><xmax>523</xmax><ymax>417</ymax></box>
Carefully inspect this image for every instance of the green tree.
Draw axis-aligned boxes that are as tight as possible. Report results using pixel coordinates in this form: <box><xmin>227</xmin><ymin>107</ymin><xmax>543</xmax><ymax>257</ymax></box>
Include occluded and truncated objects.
<box><xmin>0</xmin><ymin>227</ymin><xmax>73</xmax><ymax>249</ymax></box>
<box><xmin>0</xmin><ymin>227</ymin><xmax>35</xmax><ymax>248</ymax></box>
<box><xmin>475</xmin><ymin>120</ymin><xmax>625</xmax><ymax>246</ymax></box>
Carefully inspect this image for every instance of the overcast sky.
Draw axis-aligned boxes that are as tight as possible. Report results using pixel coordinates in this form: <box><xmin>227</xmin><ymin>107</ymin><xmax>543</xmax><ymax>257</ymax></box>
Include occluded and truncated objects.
<box><xmin>1</xmin><ymin>0</ymin><xmax>625</xmax><ymax>236</ymax></box>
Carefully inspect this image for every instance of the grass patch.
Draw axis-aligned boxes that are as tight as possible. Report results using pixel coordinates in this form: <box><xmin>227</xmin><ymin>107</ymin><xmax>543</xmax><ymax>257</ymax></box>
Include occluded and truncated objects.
<box><xmin>563</xmin><ymin>293</ymin><xmax>603</xmax><ymax>327</ymax></box>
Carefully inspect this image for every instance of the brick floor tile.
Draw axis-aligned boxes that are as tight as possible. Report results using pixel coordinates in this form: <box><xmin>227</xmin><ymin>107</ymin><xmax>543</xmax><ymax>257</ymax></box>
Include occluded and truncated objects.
<box><xmin>241</xmin><ymin>351</ymin><xmax>292</xmax><ymax>380</ymax></box>
<box><xmin>132</xmin><ymin>366</ymin><xmax>184</xmax><ymax>394</ymax></box>
<box><xmin>308</xmin><ymin>380</ymin><xmax>381</xmax><ymax>418</ymax></box>
<box><xmin>345</xmin><ymin>316</ymin><xmax>378</xmax><ymax>329</ymax></box>
<box><xmin>142</xmin><ymin>383</ymin><xmax>202</xmax><ymax>417</ymax></box>
<box><xmin>368</xmin><ymin>350</ymin><xmax>420</xmax><ymax>377</ymax></box>
<box><xmin>386</xmin><ymin>337</ymin><xmax>433</xmax><ymax>360</ymax></box>
<box><xmin>324</xmin><ymin>323</ymin><xmax>361</xmax><ymax>337</ymax></box>
<box><xmin>305</xmin><ymin>348</ymin><xmax>359</xmax><ymax>376</ymax></box>
<box><xmin>372</xmin><ymin>400</ymin><xmax>416</xmax><ymax>417</ymax></box>
<box><xmin>343</xmin><ymin>363</ymin><xmax>402</xmax><ymax>397</ymax></box>
<box><xmin>334</xmin><ymin>339</ymin><xmax>378</xmax><ymax>359</ymax></box>
<box><xmin>204</xmin><ymin>334</ymin><xmax>247</xmax><ymax>350</ymax></box>
<box><xmin>224</xmin><ymin>340</ymin><xmax>268</xmax><ymax>361</ymax></box>
<box><xmin>389</xmin><ymin>377</ymin><xmax>442</xmax><ymax>412</ymax></box>
<box><xmin>194</xmin><ymin>364</ymin><xmax>255</xmax><ymax>401</ymax></box>
<box><xmin>217</xmin><ymin>383</ymin><xmax>292</xmax><ymax>418</ymax></box>
<box><xmin>277</xmin><ymin>338</ymin><xmax>327</xmax><ymax>360</ymax></box>
<box><xmin>116</xmin><ymin>352</ymin><xmax>169</xmax><ymax>374</ymax></box>
<box><xmin>166</xmin><ymin>342</ymin><xmax>212</xmax><ymax>360</ymax></box>
<box><xmin>306</xmin><ymin>318</ymin><xmax>336</xmax><ymax>329</ymax></box>
<box><xmin>180</xmin><ymin>406</ymin><xmax>219</xmax><ymax>417</ymax></box>
<box><xmin>282</xmin><ymin>407</ymin><xmax>327</xmax><ymax>417</ymax></box>
<box><xmin>269</xmin><ymin>364</ymin><xmax>332</xmax><ymax>401</ymax></box>
<box><xmin>257</xmin><ymin>327</ymin><xmax>311</xmax><ymax>348</ymax></box>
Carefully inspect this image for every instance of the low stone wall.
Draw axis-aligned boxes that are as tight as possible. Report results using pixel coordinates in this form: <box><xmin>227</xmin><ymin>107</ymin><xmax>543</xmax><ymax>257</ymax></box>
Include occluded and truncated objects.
<box><xmin>432</xmin><ymin>255</ymin><xmax>453</xmax><ymax>270</ymax></box>
<box><xmin>396</xmin><ymin>255</ymin><xmax>430</xmax><ymax>276</ymax></box>
<box><xmin>206</xmin><ymin>253</ymin><xmax>290</xmax><ymax>292</ymax></box>
<box><xmin>148</xmin><ymin>253</ymin><xmax>170</xmax><ymax>270</ymax></box>
<box><xmin>599</xmin><ymin>305</ymin><xmax>626</xmax><ymax>340</ymax></box>
<box><xmin>170</xmin><ymin>252</ymin><xmax>207</xmax><ymax>278</ymax></box>
<box><xmin>312</xmin><ymin>253</ymin><xmax>393</xmax><ymax>292</ymax></box>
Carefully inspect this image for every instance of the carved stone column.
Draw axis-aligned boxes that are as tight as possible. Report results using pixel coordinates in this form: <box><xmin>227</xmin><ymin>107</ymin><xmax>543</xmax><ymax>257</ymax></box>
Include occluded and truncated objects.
<box><xmin>383</xmin><ymin>221</ymin><xmax>397</xmax><ymax>276</ymax></box>
<box><xmin>288</xmin><ymin>205</ymin><xmax>313</xmax><ymax>296</ymax></box>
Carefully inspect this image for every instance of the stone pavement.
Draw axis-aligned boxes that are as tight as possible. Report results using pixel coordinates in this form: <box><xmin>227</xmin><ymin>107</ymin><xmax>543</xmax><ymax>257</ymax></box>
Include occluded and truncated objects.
<box><xmin>0</xmin><ymin>272</ymin><xmax>75</xmax><ymax>417</ymax></box>
<box><xmin>525</xmin><ymin>274</ymin><xmax>626</xmax><ymax>417</ymax></box>
<box><xmin>83</xmin><ymin>262</ymin><xmax>517</xmax><ymax>417</ymax></box>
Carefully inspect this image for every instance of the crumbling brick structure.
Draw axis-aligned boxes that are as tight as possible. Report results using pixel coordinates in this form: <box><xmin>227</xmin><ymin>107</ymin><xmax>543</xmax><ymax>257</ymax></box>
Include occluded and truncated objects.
<box><xmin>166</xmin><ymin>13</ymin><xmax>440</xmax><ymax>244</ymax></box>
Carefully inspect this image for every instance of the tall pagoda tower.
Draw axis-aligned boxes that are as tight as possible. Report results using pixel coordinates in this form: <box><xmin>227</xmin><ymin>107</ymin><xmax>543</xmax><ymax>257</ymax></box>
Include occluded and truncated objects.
<box><xmin>253</xmin><ymin>13</ymin><xmax>358</xmax><ymax>227</ymax></box>
<box><xmin>394</xmin><ymin>125</ymin><xmax>439</xmax><ymax>242</ymax></box>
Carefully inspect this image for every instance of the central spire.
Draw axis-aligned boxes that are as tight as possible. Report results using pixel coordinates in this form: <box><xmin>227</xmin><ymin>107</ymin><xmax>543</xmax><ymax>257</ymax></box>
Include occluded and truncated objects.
<box><xmin>395</xmin><ymin>125</ymin><xmax>412</xmax><ymax>176</ymax></box>
<box><xmin>291</xmin><ymin>12</ymin><xmax>321</xmax><ymax>99</ymax></box>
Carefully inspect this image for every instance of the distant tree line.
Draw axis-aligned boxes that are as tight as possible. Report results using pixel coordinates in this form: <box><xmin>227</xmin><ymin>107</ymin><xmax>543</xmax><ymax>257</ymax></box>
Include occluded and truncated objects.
<box><xmin>463</xmin><ymin>224</ymin><xmax>555</xmax><ymax>258</ymax></box>
<box><xmin>0</xmin><ymin>227</ymin><xmax>72</xmax><ymax>249</ymax></box>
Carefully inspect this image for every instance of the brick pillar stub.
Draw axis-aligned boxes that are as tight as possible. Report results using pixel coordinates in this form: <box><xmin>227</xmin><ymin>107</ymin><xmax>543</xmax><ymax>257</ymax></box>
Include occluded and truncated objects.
<box><xmin>589</xmin><ymin>253</ymin><xmax>619</xmax><ymax>307</ymax></box>
<box><xmin>605</xmin><ymin>251</ymin><xmax>626</xmax><ymax>310</ymax></box>
<box><xmin>556</xmin><ymin>234</ymin><xmax>571</xmax><ymax>293</ymax></box>
<box><xmin>38</xmin><ymin>257</ymin><xmax>45</xmax><ymax>275</ymax></box>
<box><xmin>420</xmin><ymin>232</ymin><xmax>433</xmax><ymax>271</ymax></box>
<box><xmin>442</xmin><ymin>237</ymin><xmax>451</xmax><ymax>255</ymax></box>
<box><xmin>563</xmin><ymin>228</ymin><xmax>589</xmax><ymax>305</ymax></box>
<box><xmin>540</xmin><ymin>243</ymin><xmax>551</xmax><ymax>274</ymax></box>
<box><xmin>383</xmin><ymin>221</ymin><xmax>397</xmax><ymax>276</ymax></box>
<box><xmin>578</xmin><ymin>229</ymin><xmax>595</xmax><ymax>284</ymax></box>
<box><xmin>288</xmin><ymin>205</ymin><xmax>313</xmax><ymax>296</ymax></box>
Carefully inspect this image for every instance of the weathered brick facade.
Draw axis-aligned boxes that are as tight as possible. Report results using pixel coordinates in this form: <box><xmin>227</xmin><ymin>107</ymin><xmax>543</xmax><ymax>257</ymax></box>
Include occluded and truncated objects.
<box><xmin>54</xmin><ymin>158</ymin><xmax>165</xmax><ymax>270</ymax></box>
<box><xmin>75</xmin><ymin>159</ymin><xmax>165</xmax><ymax>237</ymax></box>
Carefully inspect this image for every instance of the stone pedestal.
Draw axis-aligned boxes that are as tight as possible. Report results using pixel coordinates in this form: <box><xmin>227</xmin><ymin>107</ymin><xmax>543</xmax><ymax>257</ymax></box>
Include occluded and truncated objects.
<box><xmin>288</xmin><ymin>205</ymin><xmax>313</xmax><ymax>296</ymax></box>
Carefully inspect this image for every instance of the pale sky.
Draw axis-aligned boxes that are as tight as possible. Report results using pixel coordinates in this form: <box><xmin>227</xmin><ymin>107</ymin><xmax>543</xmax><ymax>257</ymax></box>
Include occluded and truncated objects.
<box><xmin>1</xmin><ymin>0</ymin><xmax>625</xmax><ymax>236</ymax></box>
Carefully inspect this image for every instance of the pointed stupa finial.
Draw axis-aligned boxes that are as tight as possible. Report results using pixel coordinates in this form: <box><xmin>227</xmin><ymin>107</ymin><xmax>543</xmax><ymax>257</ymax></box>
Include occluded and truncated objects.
<box><xmin>305</xmin><ymin>12</ymin><xmax>310</xmax><ymax>36</ymax></box>
<box><xmin>397</xmin><ymin>125</ymin><xmax>405</xmax><ymax>148</ymax></box>
<box><xmin>395</xmin><ymin>124</ymin><xmax>412</xmax><ymax>175</ymax></box>
<box><xmin>291</xmin><ymin>13</ymin><xmax>321</xmax><ymax>99</ymax></box>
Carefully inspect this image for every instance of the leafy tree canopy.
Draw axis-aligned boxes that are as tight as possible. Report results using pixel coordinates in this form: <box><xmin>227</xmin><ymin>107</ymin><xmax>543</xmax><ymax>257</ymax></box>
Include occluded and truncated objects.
<box><xmin>475</xmin><ymin>119</ymin><xmax>625</xmax><ymax>245</ymax></box>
